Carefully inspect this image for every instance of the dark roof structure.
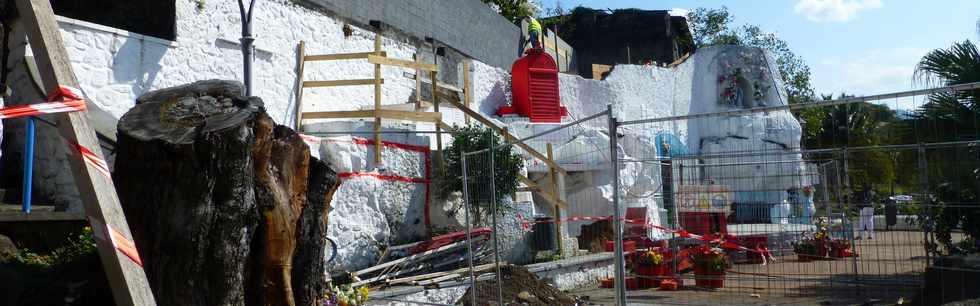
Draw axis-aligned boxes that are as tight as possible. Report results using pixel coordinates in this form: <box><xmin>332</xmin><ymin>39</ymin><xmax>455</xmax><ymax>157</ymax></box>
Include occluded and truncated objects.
<box><xmin>544</xmin><ymin>7</ymin><xmax>696</xmax><ymax>79</ymax></box>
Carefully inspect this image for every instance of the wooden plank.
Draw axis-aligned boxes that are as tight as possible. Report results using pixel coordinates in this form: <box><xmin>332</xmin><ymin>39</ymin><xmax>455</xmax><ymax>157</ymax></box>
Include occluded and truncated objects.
<box><xmin>301</xmin><ymin>110</ymin><xmax>441</xmax><ymax>122</ymax></box>
<box><xmin>405</xmin><ymin>71</ymin><xmax>463</xmax><ymax>93</ymax></box>
<box><xmin>302</xmin><ymin>78</ymin><xmax>382</xmax><ymax>88</ymax></box>
<box><xmin>368</xmin><ymin>54</ymin><xmax>438</xmax><ymax>72</ymax></box>
<box><xmin>414</xmin><ymin>53</ymin><xmax>422</xmax><ymax>110</ymax></box>
<box><xmin>378</xmin><ymin>110</ymin><xmax>442</xmax><ymax>123</ymax></box>
<box><xmin>432</xmin><ymin>69</ymin><xmax>443</xmax><ymax>174</ymax></box>
<box><xmin>547</xmin><ymin>143</ymin><xmax>563</xmax><ymax>255</ymax></box>
<box><xmin>373</xmin><ymin>33</ymin><xmax>382</xmax><ymax>164</ymax></box>
<box><xmin>518</xmin><ymin>175</ymin><xmax>567</xmax><ymax>208</ymax></box>
<box><xmin>386</xmin><ymin>262</ymin><xmax>499</xmax><ymax>285</ymax></box>
<box><xmin>0</xmin><ymin>211</ymin><xmax>86</xmax><ymax>222</ymax></box>
<box><xmin>353</xmin><ymin>238</ymin><xmax>476</xmax><ymax>276</ymax></box>
<box><xmin>417</xmin><ymin>273</ymin><xmax>462</xmax><ymax>286</ymax></box>
<box><xmin>463</xmin><ymin>60</ymin><xmax>472</xmax><ymax>124</ymax></box>
<box><xmin>294</xmin><ymin>41</ymin><xmax>306</xmax><ymax>130</ymax></box>
<box><xmin>302</xmin><ymin>110</ymin><xmax>377</xmax><ymax>120</ymax></box>
<box><xmin>304</xmin><ymin>51</ymin><xmax>385</xmax><ymax>61</ymax></box>
<box><xmin>13</xmin><ymin>0</ymin><xmax>157</xmax><ymax>305</ymax></box>
<box><xmin>357</xmin><ymin>102</ymin><xmax>430</xmax><ymax>112</ymax></box>
<box><xmin>444</xmin><ymin>98</ymin><xmax>568</xmax><ymax>175</ymax></box>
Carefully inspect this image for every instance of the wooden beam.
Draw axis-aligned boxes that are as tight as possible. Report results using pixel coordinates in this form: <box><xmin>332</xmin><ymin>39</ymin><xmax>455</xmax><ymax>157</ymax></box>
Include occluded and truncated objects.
<box><xmin>518</xmin><ymin>175</ymin><xmax>567</xmax><ymax>208</ymax></box>
<box><xmin>14</xmin><ymin>0</ymin><xmax>157</xmax><ymax>305</ymax></box>
<box><xmin>373</xmin><ymin>33</ymin><xmax>383</xmax><ymax>164</ymax></box>
<box><xmin>378</xmin><ymin>110</ymin><xmax>442</xmax><ymax>123</ymax></box>
<box><xmin>353</xmin><ymin>238</ymin><xmax>478</xmax><ymax>276</ymax></box>
<box><xmin>304</xmin><ymin>51</ymin><xmax>385</xmax><ymax>61</ymax></box>
<box><xmin>302</xmin><ymin>78</ymin><xmax>382</xmax><ymax>88</ymax></box>
<box><xmin>547</xmin><ymin>143</ymin><xmax>563</xmax><ymax>255</ymax></box>
<box><xmin>294</xmin><ymin>41</ymin><xmax>306</xmax><ymax>130</ymax></box>
<box><xmin>301</xmin><ymin>110</ymin><xmax>376</xmax><ymax>120</ymax></box>
<box><xmin>386</xmin><ymin>262</ymin><xmax>500</xmax><ymax>285</ymax></box>
<box><xmin>413</xmin><ymin>53</ymin><xmax>422</xmax><ymax>110</ymax></box>
<box><xmin>0</xmin><ymin>210</ymin><xmax>86</xmax><ymax>222</ymax></box>
<box><xmin>463</xmin><ymin>60</ymin><xmax>472</xmax><ymax>125</ymax></box>
<box><xmin>405</xmin><ymin>71</ymin><xmax>463</xmax><ymax>93</ymax></box>
<box><xmin>301</xmin><ymin>109</ymin><xmax>441</xmax><ymax>123</ymax></box>
<box><xmin>368</xmin><ymin>54</ymin><xmax>438</xmax><ymax>71</ymax></box>
<box><xmin>444</xmin><ymin>98</ymin><xmax>568</xmax><ymax>175</ymax></box>
<box><xmin>432</xmin><ymin>69</ymin><xmax>443</xmax><ymax>174</ymax></box>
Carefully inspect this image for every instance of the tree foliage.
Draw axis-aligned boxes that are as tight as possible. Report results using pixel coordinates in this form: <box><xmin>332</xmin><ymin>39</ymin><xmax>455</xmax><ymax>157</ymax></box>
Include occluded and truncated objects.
<box><xmin>910</xmin><ymin>33</ymin><xmax>980</xmax><ymax>255</ymax></box>
<box><xmin>481</xmin><ymin>0</ymin><xmax>541</xmax><ymax>23</ymax></box>
<box><xmin>441</xmin><ymin>125</ymin><xmax>524</xmax><ymax>225</ymax></box>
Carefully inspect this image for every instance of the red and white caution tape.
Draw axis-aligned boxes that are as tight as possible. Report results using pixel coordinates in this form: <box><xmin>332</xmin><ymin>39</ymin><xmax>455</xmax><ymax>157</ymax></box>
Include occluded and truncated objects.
<box><xmin>0</xmin><ymin>85</ymin><xmax>86</xmax><ymax>119</ymax></box>
<box><xmin>89</xmin><ymin>217</ymin><xmax>143</xmax><ymax>266</ymax></box>
<box><xmin>71</xmin><ymin>142</ymin><xmax>111</xmax><ymax>178</ymax></box>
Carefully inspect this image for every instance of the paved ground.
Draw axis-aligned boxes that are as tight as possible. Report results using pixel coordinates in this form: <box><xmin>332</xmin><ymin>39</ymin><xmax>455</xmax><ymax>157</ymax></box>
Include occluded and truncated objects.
<box><xmin>570</xmin><ymin>231</ymin><xmax>949</xmax><ymax>306</ymax></box>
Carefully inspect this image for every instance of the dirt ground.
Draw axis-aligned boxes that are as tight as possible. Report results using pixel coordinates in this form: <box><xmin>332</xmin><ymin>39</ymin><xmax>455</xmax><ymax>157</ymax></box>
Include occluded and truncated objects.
<box><xmin>571</xmin><ymin>231</ymin><xmax>946</xmax><ymax>306</ymax></box>
<box><xmin>459</xmin><ymin>265</ymin><xmax>577</xmax><ymax>305</ymax></box>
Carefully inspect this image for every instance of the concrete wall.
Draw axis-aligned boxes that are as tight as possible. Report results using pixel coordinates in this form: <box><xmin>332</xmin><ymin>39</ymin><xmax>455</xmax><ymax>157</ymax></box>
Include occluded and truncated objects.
<box><xmin>305</xmin><ymin>0</ymin><xmax>520</xmax><ymax>69</ymax></box>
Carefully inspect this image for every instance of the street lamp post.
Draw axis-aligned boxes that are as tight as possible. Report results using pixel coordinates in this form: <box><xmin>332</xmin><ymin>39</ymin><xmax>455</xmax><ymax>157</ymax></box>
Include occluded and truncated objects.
<box><xmin>238</xmin><ymin>0</ymin><xmax>257</xmax><ymax>96</ymax></box>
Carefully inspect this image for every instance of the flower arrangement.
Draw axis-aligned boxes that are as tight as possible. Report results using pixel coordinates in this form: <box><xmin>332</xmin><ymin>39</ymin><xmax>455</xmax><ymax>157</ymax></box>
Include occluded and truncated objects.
<box><xmin>691</xmin><ymin>245</ymin><xmax>727</xmax><ymax>273</ymax></box>
<box><xmin>637</xmin><ymin>250</ymin><xmax>664</xmax><ymax>267</ymax></box>
<box><xmin>323</xmin><ymin>284</ymin><xmax>369</xmax><ymax>306</ymax></box>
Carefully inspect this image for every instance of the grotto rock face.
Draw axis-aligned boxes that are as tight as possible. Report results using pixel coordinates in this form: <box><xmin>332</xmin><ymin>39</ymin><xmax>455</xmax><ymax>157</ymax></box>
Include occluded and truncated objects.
<box><xmin>114</xmin><ymin>80</ymin><xmax>338</xmax><ymax>306</ymax></box>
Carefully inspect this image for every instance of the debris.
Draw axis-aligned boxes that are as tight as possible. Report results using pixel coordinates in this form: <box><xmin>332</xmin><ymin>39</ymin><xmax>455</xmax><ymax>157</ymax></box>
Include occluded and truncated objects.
<box><xmin>458</xmin><ymin>265</ymin><xmax>576</xmax><ymax>306</ymax></box>
<box><xmin>751</xmin><ymin>294</ymin><xmax>761</xmax><ymax>298</ymax></box>
<box><xmin>345</xmin><ymin>227</ymin><xmax>495</xmax><ymax>287</ymax></box>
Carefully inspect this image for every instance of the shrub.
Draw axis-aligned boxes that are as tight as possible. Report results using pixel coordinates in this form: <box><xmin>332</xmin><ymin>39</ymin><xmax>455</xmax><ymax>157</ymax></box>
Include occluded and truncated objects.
<box><xmin>441</xmin><ymin>125</ymin><xmax>523</xmax><ymax>225</ymax></box>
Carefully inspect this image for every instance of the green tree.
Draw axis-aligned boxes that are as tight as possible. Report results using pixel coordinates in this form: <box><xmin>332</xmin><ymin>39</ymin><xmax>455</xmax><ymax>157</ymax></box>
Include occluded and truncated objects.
<box><xmin>687</xmin><ymin>7</ymin><xmax>814</xmax><ymax>105</ymax></box>
<box><xmin>441</xmin><ymin>125</ymin><xmax>524</xmax><ymax>225</ymax></box>
<box><xmin>911</xmin><ymin>28</ymin><xmax>980</xmax><ymax>254</ymax></box>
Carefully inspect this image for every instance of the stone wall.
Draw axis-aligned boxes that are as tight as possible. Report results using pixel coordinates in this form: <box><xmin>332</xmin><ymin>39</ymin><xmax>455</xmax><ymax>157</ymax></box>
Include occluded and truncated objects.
<box><xmin>304</xmin><ymin>0</ymin><xmax>520</xmax><ymax>69</ymax></box>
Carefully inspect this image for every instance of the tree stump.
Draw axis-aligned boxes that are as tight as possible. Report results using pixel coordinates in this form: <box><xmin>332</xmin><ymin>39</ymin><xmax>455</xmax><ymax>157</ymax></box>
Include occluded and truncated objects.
<box><xmin>114</xmin><ymin>80</ymin><xmax>338</xmax><ymax>306</ymax></box>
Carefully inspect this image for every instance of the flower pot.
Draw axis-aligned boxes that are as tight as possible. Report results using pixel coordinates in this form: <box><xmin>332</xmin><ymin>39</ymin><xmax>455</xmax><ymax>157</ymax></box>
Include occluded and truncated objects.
<box><xmin>797</xmin><ymin>253</ymin><xmax>815</xmax><ymax>262</ymax></box>
<box><xmin>638</xmin><ymin>265</ymin><xmax>668</xmax><ymax>288</ymax></box>
<box><xmin>693</xmin><ymin>265</ymin><xmax>725</xmax><ymax>288</ymax></box>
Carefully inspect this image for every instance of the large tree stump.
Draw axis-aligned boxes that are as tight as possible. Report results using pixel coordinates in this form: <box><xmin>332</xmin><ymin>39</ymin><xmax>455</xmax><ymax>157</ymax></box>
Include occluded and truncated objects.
<box><xmin>114</xmin><ymin>80</ymin><xmax>338</xmax><ymax>306</ymax></box>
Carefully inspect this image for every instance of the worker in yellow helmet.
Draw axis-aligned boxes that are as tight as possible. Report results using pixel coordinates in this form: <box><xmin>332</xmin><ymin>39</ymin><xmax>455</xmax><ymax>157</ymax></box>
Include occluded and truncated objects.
<box><xmin>525</xmin><ymin>16</ymin><xmax>543</xmax><ymax>50</ymax></box>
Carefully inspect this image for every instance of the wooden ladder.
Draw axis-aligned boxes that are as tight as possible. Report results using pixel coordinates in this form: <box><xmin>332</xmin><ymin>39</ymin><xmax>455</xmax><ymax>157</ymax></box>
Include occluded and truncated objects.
<box><xmin>12</xmin><ymin>0</ymin><xmax>156</xmax><ymax>304</ymax></box>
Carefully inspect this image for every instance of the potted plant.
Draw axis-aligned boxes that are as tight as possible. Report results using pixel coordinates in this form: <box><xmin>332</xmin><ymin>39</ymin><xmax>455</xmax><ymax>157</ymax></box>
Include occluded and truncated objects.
<box><xmin>793</xmin><ymin>239</ymin><xmax>819</xmax><ymax>262</ymax></box>
<box><xmin>828</xmin><ymin>239</ymin><xmax>852</xmax><ymax>258</ymax></box>
<box><xmin>691</xmin><ymin>245</ymin><xmax>727</xmax><ymax>288</ymax></box>
<box><xmin>636</xmin><ymin>250</ymin><xmax>665</xmax><ymax>287</ymax></box>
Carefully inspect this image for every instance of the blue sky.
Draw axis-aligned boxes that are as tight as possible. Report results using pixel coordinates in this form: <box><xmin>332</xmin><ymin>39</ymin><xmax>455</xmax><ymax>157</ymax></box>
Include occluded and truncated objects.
<box><xmin>538</xmin><ymin>0</ymin><xmax>979</xmax><ymax>106</ymax></box>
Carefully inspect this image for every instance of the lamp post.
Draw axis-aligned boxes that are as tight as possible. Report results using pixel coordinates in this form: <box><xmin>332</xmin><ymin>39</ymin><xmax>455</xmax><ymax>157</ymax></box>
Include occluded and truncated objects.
<box><xmin>238</xmin><ymin>0</ymin><xmax>257</xmax><ymax>96</ymax></box>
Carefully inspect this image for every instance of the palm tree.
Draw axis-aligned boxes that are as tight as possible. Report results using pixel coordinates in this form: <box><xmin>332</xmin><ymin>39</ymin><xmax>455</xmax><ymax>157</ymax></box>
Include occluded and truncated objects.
<box><xmin>911</xmin><ymin>22</ymin><xmax>980</xmax><ymax>255</ymax></box>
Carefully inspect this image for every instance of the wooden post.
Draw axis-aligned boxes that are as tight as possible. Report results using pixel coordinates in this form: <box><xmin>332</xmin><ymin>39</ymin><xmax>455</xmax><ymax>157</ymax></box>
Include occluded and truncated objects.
<box><xmin>373</xmin><ymin>33</ymin><xmax>383</xmax><ymax>164</ymax></box>
<box><xmin>294</xmin><ymin>40</ymin><xmax>306</xmax><ymax>130</ymax></box>
<box><xmin>463</xmin><ymin>60</ymin><xmax>472</xmax><ymax>125</ymax></box>
<box><xmin>431</xmin><ymin>68</ymin><xmax>443</xmax><ymax>174</ymax></box>
<box><xmin>414</xmin><ymin>53</ymin><xmax>422</xmax><ymax>110</ymax></box>
<box><xmin>546</xmin><ymin>143</ymin><xmax>563</xmax><ymax>255</ymax></box>
<box><xmin>13</xmin><ymin>0</ymin><xmax>157</xmax><ymax>305</ymax></box>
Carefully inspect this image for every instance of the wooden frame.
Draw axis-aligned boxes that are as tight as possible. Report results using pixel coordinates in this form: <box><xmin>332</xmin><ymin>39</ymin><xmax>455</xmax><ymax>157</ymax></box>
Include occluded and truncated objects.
<box><xmin>295</xmin><ymin>33</ymin><xmax>448</xmax><ymax>164</ymax></box>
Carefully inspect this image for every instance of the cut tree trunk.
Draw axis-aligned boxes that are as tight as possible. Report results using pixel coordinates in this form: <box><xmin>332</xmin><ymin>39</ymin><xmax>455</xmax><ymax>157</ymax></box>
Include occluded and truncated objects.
<box><xmin>114</xmin><ymin>80</ymin><xmax>338</xmax><ymax>306</ymax></box>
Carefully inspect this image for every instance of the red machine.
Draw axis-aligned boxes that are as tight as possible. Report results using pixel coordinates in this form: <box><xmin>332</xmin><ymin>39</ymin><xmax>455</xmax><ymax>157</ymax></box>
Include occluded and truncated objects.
<box><xmin>497</xmin><ymin>48</ymin><xmax>567</xmax><ymax>122</ymax></box>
